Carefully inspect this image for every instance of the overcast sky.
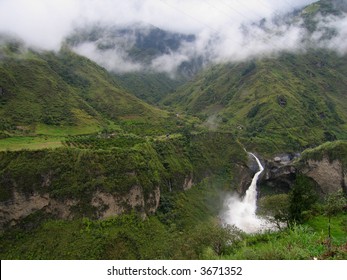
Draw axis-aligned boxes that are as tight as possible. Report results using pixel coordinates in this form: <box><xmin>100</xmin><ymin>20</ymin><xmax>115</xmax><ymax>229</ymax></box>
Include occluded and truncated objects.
<box><xmin>2</xmin><ymin>0</ymin><xmax>346</xmax><ymax>75</ymax></box>
<box><xmin>0</xmin><ymin>0</ymin><xmax>317</xmax><ymax>50</ymax></box>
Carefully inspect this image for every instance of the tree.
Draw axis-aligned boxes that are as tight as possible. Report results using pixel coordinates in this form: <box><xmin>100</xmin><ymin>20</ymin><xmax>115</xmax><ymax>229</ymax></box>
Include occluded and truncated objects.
<box><xmin>289</xmin><ymin>174</ymin><xmax>318</xmax><ymax>225</ymax></box>
<box><xmin>180</xmin><ymin>219</ymin><xmax>243</xmax><ymax>258</ymax></box>
<box><xmin>324</xmin><ymin>190</ymin><xmax>347</xmax><ymax>251</ymax></box>
<box><xmin>259</xmin><ymin>194</ymin><xmax>291</xmax><ymax>229</ymax></box>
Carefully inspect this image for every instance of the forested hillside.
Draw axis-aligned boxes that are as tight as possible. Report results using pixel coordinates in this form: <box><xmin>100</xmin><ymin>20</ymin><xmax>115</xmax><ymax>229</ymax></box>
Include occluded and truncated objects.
<box><xmin>0</xmin><ymin>0</ymin><xmax>346</xmax><ymax>260</ymax></box>
<box><xmin>164</xmin><ymin>51</ymin><xmax>347</xmax><ymax>153</ymax></box>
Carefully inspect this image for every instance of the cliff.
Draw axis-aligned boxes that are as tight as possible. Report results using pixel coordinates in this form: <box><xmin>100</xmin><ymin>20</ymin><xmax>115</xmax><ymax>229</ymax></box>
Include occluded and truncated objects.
<box><xmin>297</xmin><ymin>141</ymin><xmax>347</xmax><ymax>195</ymax></box>
<box><xmin>0</xmin><ymin>132</ymin><xmax>248</xmax><ymax>229</ymax></box>
<box><xmin>260</xmin><ymin>141</ymin><xmax>347</xmax><ymax>196</ymax></box>
<box><xmin>0</xmin><ymin>145</ymin><xmax>164</xmax><ymax>228</ymax></box>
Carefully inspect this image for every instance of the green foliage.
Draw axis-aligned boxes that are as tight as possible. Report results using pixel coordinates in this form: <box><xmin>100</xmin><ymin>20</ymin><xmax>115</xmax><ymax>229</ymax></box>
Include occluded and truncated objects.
<box><xmin>307</xmin><ymin>213</ymin><xmax>347</xmax><ymax>245</ymax></box>
<box><xmin>1</xmin><ymin>168</ymin><xmax>346</xmax><ymax>260</ymax></box>
<box><xmin>259</xmin><ymin>194</ymin><xmax>291</xmax><ymax>229</ymax></box>
<box><xmin>164</xmin><ymin>51</ymin><xmax>347</xmax><ymax>155</ymax></box>
<box><xmin>0</xmin><ymin>213</ymin><xmax>173</xmax><ymax>259</ymax></box>
<box><xmin>0</xmin><ymin>145</ymin><xmax>164</xmax><ymax>209</ymax></box>
<box><xmin>0</xmin><ymin>44</ymin><xmax>175</xmax><ymax>138</ymax></box>
<box><xmin>300</xmin><ymin>140</ymin><xmax>347</xmax><ymax>167</ymax></box>
<box><xmin>175</xmin><ymin>220</ymin><xmax>242</xmax><ymax>259</ymax></box>
<box><xmin>324</xmin><ymin>190</ymin><xmax>347</xmax><ymax>218</ymax></box>
<box><xmin>0</xmin><ymin>131</ymin><xmax>247</xmax><ymax>210</ymax></box>
<box><xmin>289</xmin><ymin>175</ymin><xmax>319</xmax><ymax>224</ymax></box>
<box><xmin>0</xmin><ymin>136</ymin><xmax>64</xmax><ymax>151</ymax></box>
<box><xmin>0</xmin><ymin>175</ymin><xmax>236</xmax><ymax>260</ymax></box>
<box><xmin>221</xmin><ymin>225</ymin><xmax>326</xmax><ymax>260</ymax></box>
<box><xmin>246</xmin><ymin>103</ymin><xmax>264</xmax><ymax>119</ymax></box>
<box><xmin>117</xmin><ymin>72</ymin><xmax>185</xmax><ymax>104</ymax></box>
<box><xmin>64</xmin><ymin>133</ymin><xmax>144</xmax><ymax>150</ymax></box>
<box><xmin>300</xmin><ymin>0</ymin><xmax>346</xmax><ymax>33</ymax></box>
<box><xmin>323</xmin><ymin>191</ymin><xmax>347</xmax><ymax>250</ymax></box>
<box><xmin>2</xmin><ymin>1</ymin><xmax>347</xmax><ymax>260</ymax></box>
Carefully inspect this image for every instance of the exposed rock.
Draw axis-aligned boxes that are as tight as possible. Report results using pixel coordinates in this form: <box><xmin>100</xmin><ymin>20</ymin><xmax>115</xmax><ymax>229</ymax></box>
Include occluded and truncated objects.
<box><xmin>301</xmin><ymin>157</ymin><xmax>345</xmax><ymax>194</ymax></box>
<box><xmin>235</xmin><ymin>163</ymin><xmax>254</xmax><ymax>194</ymax></box>
<box><xmin>92</xmin><ymin>186</ymin><xmax>145</xmax><ymax>219</ymax></box>
<box><xmin>260</xmin><ymin>158</ymin><xmax>297</xmax><ymax>196</ymax></box>
<box><xmin>183</xmin><ymin>173</ymin><xmax>194</xmax><ymax>190</ymax></box>
<box><xmin>0</xmin><ymin>191</ymin><xmax>49</xmax><ymax>227</ymax></box>
<box><xmin>41</xmin><ymin>171</ymin><xmax>53</xmax><ymax>188</ymax></box>
<box><xmin>45</xmin><ymin>198</ymin><xmax>77</xmax><ymax>219</ymax></box>
<box><xmin>147</xmin><ymin>186</ymin><xmax>161</xmax><ymax>214</ymax></box>
<box><xmin>260</xmin><ymin>153</ymin><xmax>346</xmax><ymax>197</ymax></box>
<box><xmin>91</xmin><ymin>185</ymin><xmax>161</xmax><ymax>218</ymax></box>
<box><xmin>0</xmin><ymin>185</ymin><xmax>161</xmax><ymax>229</ymax></box>
<box><xmin>263</xmin><ymin>164</ymin><xmax>296</xmax><ymax>181</ymax></box>
<box><xmin>0</xmin><ymin>191</ymin><xmax>77</xmax><ymax>228</ymax></box>
<box><xmin>274</xmin><ymin>157</ymin><xmax>281</xmax><ymax>163</ymax></box>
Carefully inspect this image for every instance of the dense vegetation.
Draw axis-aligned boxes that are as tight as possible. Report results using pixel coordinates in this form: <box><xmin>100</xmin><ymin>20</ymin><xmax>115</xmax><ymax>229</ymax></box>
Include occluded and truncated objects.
<box><xmin>0</xmin><ymin>0</ymin><xmax>346</xmax><ymax>261</ymax></box>
<box><xmin>0</xmin><ymin>42</ymin><xmax>179</xmax><ymax>139</ymax></box>
<box><xmin>1</xmin><ymin>180</ymin><xmax>345</xmax><ymax>259</ymax></box>
<box><xmin>0</xmin><ymin>131</ymin><xmax>247</xmax><ymax>218</ymax></box>
<box><xmin>117</xmin><ymin>72</ymin><xmax>185</xmax><ymax>105</ymax></box>
<box><xmin>163</xmin><ymin>51</ymin><xmax>347</xmax><ymax>154</ymax></box>
<box><xmin>300</xmin><ymin>140</ymin><xmax>347</xmax><ymax>167</ymax></box>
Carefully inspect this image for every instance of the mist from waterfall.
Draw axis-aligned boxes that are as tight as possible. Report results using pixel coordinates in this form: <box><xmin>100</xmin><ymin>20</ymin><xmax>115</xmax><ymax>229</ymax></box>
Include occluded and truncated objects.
<box><xmin>221</xmin><ymin>153</ymin><xmax>273</xmax><ymax>233</ymax></box>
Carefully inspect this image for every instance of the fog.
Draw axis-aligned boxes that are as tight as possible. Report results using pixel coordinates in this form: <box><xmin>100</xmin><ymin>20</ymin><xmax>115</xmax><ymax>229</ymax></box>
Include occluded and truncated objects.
<box><xmin>1</xmin><ymin>0</ymin><xmax>346</xmax><ymax>74</ymax></box>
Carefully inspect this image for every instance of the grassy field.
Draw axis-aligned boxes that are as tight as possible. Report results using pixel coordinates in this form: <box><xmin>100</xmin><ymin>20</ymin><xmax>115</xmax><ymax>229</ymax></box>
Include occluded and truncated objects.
<box><xmin>0</xmin><ymin>136</ymin><xmax>64</xmax><ymax>151</ymax></box>
<box><xmin>35</xmin><ymin>123</ymin><xmax>102</xmax><ymax>136</ymax></box>
<box><xmin>306</xmin><ymin>214</ymin><xmax>347</xmax><ymax>244</ymax></box>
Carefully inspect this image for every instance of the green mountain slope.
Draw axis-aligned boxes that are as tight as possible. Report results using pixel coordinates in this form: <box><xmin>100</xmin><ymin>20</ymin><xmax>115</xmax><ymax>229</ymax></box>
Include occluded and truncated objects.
<box><xmin>161</xmin><ymin>0</ymin><xmax>347</xmax><ymax>153</ymax></box>
<box><xmin>0</xmin><ymin>41</ymin><xmax>172</xmax><ymax>138</ymax></box>
<box><xmin>66</xmin><ymin>23</ymin><xmax>203</xmax><ymax>104</ymax></box>
<box><xmin>116</xmin><ymin>71</ymin><xmax>184</xmax><ymax>104</ymax></box>
<box><xmin>299</xmin><ymin>0</ymin><xmax>347</xmax><ymax>32</ymax></box>
<box><xmin>164</xmin><ymin>50</ymin><xmax>347</xmax><ymax>153</ymax></box>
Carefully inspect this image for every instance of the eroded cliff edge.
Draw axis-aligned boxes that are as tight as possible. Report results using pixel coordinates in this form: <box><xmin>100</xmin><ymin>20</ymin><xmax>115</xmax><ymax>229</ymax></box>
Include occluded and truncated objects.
<box><xmin>0</xmin><ymin>132</ymin><xmax>249</xmax><ymax>229</ymax></box>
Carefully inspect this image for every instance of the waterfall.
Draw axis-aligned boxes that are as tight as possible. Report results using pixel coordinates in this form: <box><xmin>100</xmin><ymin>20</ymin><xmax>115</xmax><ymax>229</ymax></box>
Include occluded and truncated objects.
<box><xmin>221</xmin><ymin>153</ymin><xmax>270</xmax><ymax>233</ymax></box>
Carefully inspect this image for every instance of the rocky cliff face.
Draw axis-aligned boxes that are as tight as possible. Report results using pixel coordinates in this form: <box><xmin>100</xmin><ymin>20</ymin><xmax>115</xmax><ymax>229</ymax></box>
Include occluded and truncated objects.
<box><xmin>0</xmin><ymin>185</ymin><xmax>161</xmax><ymax>230</ymax></box>
<box><xmin>91</xmin><ymin>185</ymin><xmax>161</xmax><ymax>219</ymax></box>
<box><xmin>257</xmin><ymin>151</ymin><xmax>347</xmax><ymax>196</ymax></box>
<box><xmin>0</xmin><ymin>191</ymin><xmax>75</xmax><ymax>228</ymax></box>
<box><xmin>235</xmin><ymin>163</ymin><xmax>254</xmax><ymax>194</ymax></box>
<box><xmin>300</xmin><ymin>157</ymin><xmax>347</xmax><ymax>195</ymax></box>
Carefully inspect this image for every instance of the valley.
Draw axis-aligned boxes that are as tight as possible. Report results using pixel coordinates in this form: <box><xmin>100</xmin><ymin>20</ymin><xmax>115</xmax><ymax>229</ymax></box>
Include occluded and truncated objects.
<box><xmin>0</xmin><ymin>0</ymin><xmax>346</xmax><ymax>260</ymax></box>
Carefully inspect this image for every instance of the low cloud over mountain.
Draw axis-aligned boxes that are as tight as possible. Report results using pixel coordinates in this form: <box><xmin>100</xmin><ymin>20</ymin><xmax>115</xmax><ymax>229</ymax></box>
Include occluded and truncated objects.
<box><xmin>1</xmin><ymin>0</ymin><xmax>346</xmax><ymax>75</ymax></box>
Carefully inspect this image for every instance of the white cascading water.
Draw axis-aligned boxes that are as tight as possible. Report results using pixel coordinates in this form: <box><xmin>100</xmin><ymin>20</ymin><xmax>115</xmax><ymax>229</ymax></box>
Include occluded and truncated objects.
<box><xmin>221</xmin><ymin>153</ymin><xmax>271</xmax><ymax>233</ymax></box>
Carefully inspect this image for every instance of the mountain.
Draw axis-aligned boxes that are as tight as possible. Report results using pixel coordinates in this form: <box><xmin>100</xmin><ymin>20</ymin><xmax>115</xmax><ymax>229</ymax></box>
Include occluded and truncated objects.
<box><xmin>66</xmin><ymin>24</ymin><xmax>202</xmax><ymax>104</ymax></box>
<box><xmin>66</xmin><ymin>23</ymin><xmax>196</xmax><ymax>64</ymax></box>
<box><xmin>162</xmin><ymin>0</ymin><xmax>347</xmax><ymax>153</ymax></box>
<box><xmin>0</xmin><ymin>38</ymin><xmax>175</xmax><ymax>137</ymax></box>
<box><xmin>298</xmin><ymin>0</ymin><xmax>347</xmax><ymax>32</ymax></box>
<box><xmin>0</xmin><ymin>0</ymin><xmax>346</xmax><ymax>261</ymax></box>
<box><xmin>163</xmin><ymin>50</ymin><xmax>347</xmax><ymax>153</ymax></box>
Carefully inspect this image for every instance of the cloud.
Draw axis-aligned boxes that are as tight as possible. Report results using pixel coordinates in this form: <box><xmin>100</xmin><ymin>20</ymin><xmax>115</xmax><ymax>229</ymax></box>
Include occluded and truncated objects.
<box><xmin>0</xmin><ymin>0</ymin><xmax>316</xmax><ymax>50</ymax></box>
<box><xmin>2</xmin><ymin>0</ymin><xmax>346</xmax><ymax>75</ymax></box>
<box><xmin>73</xmin><ymin>42</ymin><xmax>144</xmax><ymax>73</ymax></box>
<box><xmin>205</xmin><ymin>17</ymin><xmax>308</xmax><ymax>63</ymax></box>
<box><xmin>0</xmin><ymin>0</ymin><xmax>80</xmax><ymax>50</ymax></box>
<box><xmin>151</xmin><ymin>52</ymin><xmax>189</xmax><ymax>75</ymax></box>
<box><xmin>311</xmin><ymin>13</ymin><xmax>347</xmax><ymax>54</ymax></box>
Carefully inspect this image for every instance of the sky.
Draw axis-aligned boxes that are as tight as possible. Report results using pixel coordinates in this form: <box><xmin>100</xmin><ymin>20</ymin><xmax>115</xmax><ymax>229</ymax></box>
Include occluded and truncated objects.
<box><xmin>0</xmin><ymin>0</ymin><xmax>346</xmax><ymax>74</ymax></box>
<box><xmin>0</xmin><ymin>0</ymin><xmax>316</xmax><ymax>49</ymax></box>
